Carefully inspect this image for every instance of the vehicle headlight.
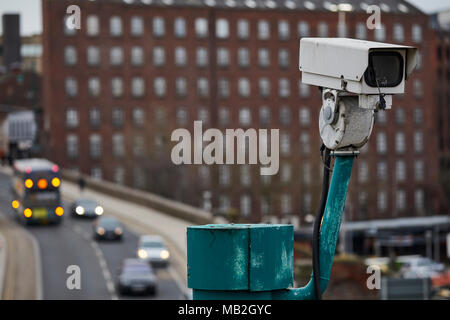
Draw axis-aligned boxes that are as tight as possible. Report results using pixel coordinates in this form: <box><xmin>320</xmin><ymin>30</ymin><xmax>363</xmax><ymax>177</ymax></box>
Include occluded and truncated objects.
<box><xmin>95</xmin><ymin>206</ymin><xmax>104</xmax><ymax>215</ymax></box>
<box><xmin>137</xmin><ymin>249</ymin><xmax>148</xmax><ymax>259</ymax></box>
<box><xmin>75</xmin><ymin>206</ymin><xmax>85</xmax><ymax>215</ymax></box>
<box><xmin>160</xmin><ymin>250</ymin><xmax>170</xmax><ymax>260</ymax></box>
<box><xmin>97</xmin><ymin>227</ymin><xmax>105</xmax><ymax>235</ymax></box>
<box><xmin>114</xmin><ymin>227</ymin><xmax>122</xmax><ymax>235</ymax></box>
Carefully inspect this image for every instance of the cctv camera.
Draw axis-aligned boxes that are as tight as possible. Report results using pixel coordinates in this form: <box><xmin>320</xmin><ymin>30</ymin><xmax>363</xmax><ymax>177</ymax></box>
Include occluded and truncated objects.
<box><xmin>299</xmin><ymin>38</ymin><xmax>418</xmax><ymax>151</ymax></box>
<box><xmin>299</xmin><ymin>38</ymin><xmax>418</xmax><ymax>96</ymax></box>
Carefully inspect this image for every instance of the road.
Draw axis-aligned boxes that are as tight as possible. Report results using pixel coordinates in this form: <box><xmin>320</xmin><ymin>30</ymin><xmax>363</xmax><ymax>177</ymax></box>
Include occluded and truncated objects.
<box><xmin>0</xmin><ymin>170</ymin><xmax>184</xmax><ymax>300</ymax></box>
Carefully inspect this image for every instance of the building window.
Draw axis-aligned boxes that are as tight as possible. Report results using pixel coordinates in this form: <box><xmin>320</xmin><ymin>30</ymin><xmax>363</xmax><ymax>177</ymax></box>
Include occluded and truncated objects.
<box><xmin>412</xmin><ymin>24</ymin><xmax>422</xmax><ymax>43</ymax></box>
<box><xmin>280</xmin><ymin>164</ymin><xmax>291</xmax><ymax>184</ymax></box>
<box><xmin>302</xmin><ymin>163</ymin><xmax>311</xmax><ymax>185</ymax></box>
<box><xmin>132</xmin><ymin>108</ymin><xmax>145</xmax><ymax>127</ymax></box>
<box><xmin>174</xmin><ymin>47</ymin><xmax>187</xmax><ymax>66</ymax></box>
<box><xmin>154</xmin><ymin>77</ymin><xmax>166</xmax><ymax>97</ymax></box>
<box><xmin>337</xmin><ymin>22</ymin><xmax>347</xmax><ymax>38</ymax></box>
<box><xmin>359</xmin><ymin>191</ymin><xmax>367</xmax><ymax>219</ymax></box>
<box><xmin>240</xmin><ymin>195</ymin><xmax>251</xmax><ymax>217</ymax></box>
<box><xmin>376</xmin><ymin>110</ymin><xmax>387</xmax><ymax>124</ymax></box>
<box><xmin>217</xmin><ymin>48</ymin><xmax>229</xmax><ymax>67</ymax></box>
<box><xmin>218</xmin><ymin>107</ymin><xmax>230</xmax><ymax>126</ymax></box>
<box><xmin>112</xmin><ymin>134</ymin><xmax>125</xmax><ymax>158</ymax></box>
<box><xmin>413</xmin><ymin>79</ymin><xmax>424</xmax><ymax>98</ymax></box>
<box><xmin>278</xmin><ymin>49</ymin><xmax>289</xmax><ymax>68</ymax></box>
<box><xmin>65</xmin><ymin>77</ymin><xmax>77</xmax><ymax>97</ymax></box>
<box><xmin>415</xmin><ymin>52</ymin><xmax>422</xmax><ymax>70</ymax></box>
<box><xmin>174</xmin><ymin>17</ymin><xmax>186</xmax><ymax>38</ymax></box>
<box><xmin>376</xmin><ymin>132</ymin><xmax>387</xmax><ymax>154</ymax></box>
<box><xmin>396</xmin><ymin>190</ymin><xmax>406</xmax><ymax>211</ymax></box>
<box><xmin>238</xmin><ymin>48</ymin><xmax>250</xmax><ymax>67</ymax></box>
<box><xmin>66</xmin><ymin>134</ymin><xmax>78</xmax><ymax>158</ymax></box>
<box><xmin>259</xmin><ymin>78</ymin><xmax>270</xmax><ymax>98</ymax></box>
<box><xmin>300</xmin><ymin>132</ymin><xmax>310</xmax><ymax>155</ymax></box>
<box><xmin>153</xmin><ymin>47</ymin><xmax>165</xmax><ymax>66</ymax></box>
<box><xmin>64</xmin><ymin>16</ymin><xmax>76</xmax><ymax>36</ymax></box>
<box><xmin>195</xmin><ymin>18</ymin><xmax>208</xmax><ymax>38</ymax></box>
<box><xmin>176</xmin><ymin>107</ymin><xmax>188</xmax><ymax>125</ymax></box>
<box><xmin>110</xmin><ymin>16</ymin><xmax>122</xmax><ymax>36</ymax></box>
<box><xmin>238</xmin><ymin>78</ymin><xmax>250</xmax><ymax>97</ymax></box>
<box><xmin>89</xmin><ymin>108</ymin><xmax>101</xmax><ymax>128</ymax></box>
<box><xmin>414</xmin><ymin>189</ymin><xmax>424</xmax><ymax>211</ymax></box>
<box><xmin>216</xmin><ymin>19</ymin><xmax>229</xmax><ymax>39</ymax></box>
<box><xmin>176</xmin><ymin>77</ymin><xmax>187</xmax><ymax>97</ymax></box>
<box><xmin>414</xmin><ymin>160</ymin><xmax>424</xmax><ymax>181</ymax></box>
<box><xmin>87</xmin><ymin>46</ymin><xmax>100</xmax><ymax>66</ymax></box>
<box><xmin>303</xmin><ymin>192</ymin><xmax>312</xmax><ymax>215</ymax></box>
<box><xmin>279</xmin><ymin>78</ymin><xmax>290</xmax><ymax>98</ymax></box>
<box><xmin>358</xmin><ymin>161</ymin><xmax>369</xmax><ymax>183</ymax></box>
<box><xmin>64</xmin><ymin>46</ymin><xmax>77</xmax><ymax>65</ymax></box>
<box><xmin>197</xmin><ymin>108</ymin><xmax>209</xmax><ymax>124</ymax></box>
<box><xmin>299</xmin><ymin>82</ymin><xmax>310</xmax><ymax>98</ymax></box>
<box><xmin>113</xmin><ymin>166</ymin><xmax>125</xmax><ymax>185</ymax></box>
<box><xmin>395</xmin><ymin>107</ymin><xmax>405</xmax><ymax>124</ymax></box>
<box><xmin>355</xmin><ymin>22</ymin><xmax>367</xmax><ymax>39</ymax></box>
<box><xmin>278</xmin><ymin>20</ymin><xmax>290</xmax><ymax>40</ymax></box>
<box><xmin>66</xmin><ymin>108</ymin><xmax>78</xmax><ymax>129</ymax></box>
<box><xmin>131</xmin><ymin>46</ymin><xmax>144</xmax><ymax>66</ymax></box>
<box><xmin>197</xmin><ymin>78</ymin><xmax>209</xmax><ymax>97</ymax></box>
<box><xmin>259</xmin><ymin>107</ymin><xmax>270</xmax><ymax>126</ymax></box>
<box><xmin>111</xmin><ymin>77</ymin><xmax>123</xmax><ymax>98</ymax></box>
<box><xmin>298</xmin><ymin>21</ymin><xmax>309</xmax><ymax>37</ymax></box>
<box><xmin>377</xmin><ymin>161</ymin><xmax>388</xmax><ymax>181</ymax></box>
<box><xmin>155</xmin><ymin>108</ymin><xmax>166</xmax><ymax>125</ymax></box>
<box><xmin>393</xmin><ymin>23</ymin><xmax>404</xmax><ymax>42</ymax></box>
<box><xmin>91</xmin><ymin>167</ymin><xmax>102</xmax><ymax>180</ymax></box>
<box><xmin>280</xmin><ymin>132</ymin><xmax>290</xmax><ymax>155</ymax></box>
<box><xmin>395</xmin><ymin>160</ymin><xmax>406</xmax><ymax>182</ymax></box>
<box><xmin>237</xmin><ymin>19</ymin><xmax>249</xmax><ymax>39</ymax></box>
<box><xmin>130</xmin><ymin>16</ymin><xmax>143</xmax><ymax>36</ymax></box>
<box><xmin>279</xmin><ymin>106</ymin><xmax>291</xmax><ymax>126</ymax></box>
<box><xmin>239</xmin><ymin>108</ymin><xmax>251</xmax><ymax>126</ymax></box>
<box><xmin>281</xmin><ymin>193</ymin><xmax>291</xmax><ymax>215</ymax></box>
<box><xmin>219</xmin><ymin>196</ymin><xmax>231</xmax><ymax>213</ymax></box>
<box><xmin>153</xmin><ymin>17</ymin><xmax>165</xmax><ymax>37</ymax></box>
<box><xmin>110</xmin><ymin>47</ymin><xmax>123</xmax><ymax>66</ymax></box>
<box><xmin>240</xmin><ymin>165</ymin><xmax>251</xmax><ymax>186</ymax></box>
<box><xmin>377</xmin><ymin>191</ymin><xmax>387</xmax><ymax>212</ymax></box>
<box><xmin>88</xmin><ymin>77</ymin><xmax>101</xmax><ymax>97</ymax></box>
<box><xmin>89</xmin><ymin>134</ymin><xmax>102</xmax><ymax>159</ymax></box>
<box><xmin>258</xmin><ymin>20</ymin><xmax>270</xmax><ymax>40</ymax></box>
<box><xmin>86</xmin><ymin>15</ymin><xmax>99</xmax><ymax>36</ymax></box>
<box><xmin>374</xmin><ymin>24</ymin><xmax>386</xmax><ymax>41</ymax></box>
<box><xmin>395</xmin><ymin>132</ymin><xmax>406</xmax><ymax>154</ymax></box>
<box><xmin>131</xmin><ymin>77</ymin><xmax>145</xmax><ymax>98</ymax></box>
<box><xmin>218</xmin><ymin>78</ymin><xmax>230</xmax><ymax>98</ymax></box>
<box><xmin>133</xmin><ymin>135</ymin><xmax>145</xmax><ymax>157</ymax></box>
<box><xmin>219</xmin><ymin>166</ymin><xmax>231</xmax><ymax>186</ymax></box>
<box><xmin>317</xmin><ymin>22</ymin><xmax>328</xmax><ymax>37</ymax></box>
<box><xmin>299</xmin><ymin>107</ymin><xmax>310</xmax><ymax>126</ymax></box>
<box><xmin>133</xmin><ymin>167</ymin><xmax>146</xmax><ymax>189</ymax></box>
<box><xmin>414</xmin><ymin>132</ymin><xmax>423</xmax><ymax>153</ymax></box>
<box><xmin>112</xmin><ymin>108</ymin><xmax>124</xmax><ymax>128</ymax></box>
<box><xmin>258</xmin><ymin>48</ymin><xmax>270</xmax><ymax>68</ymax></box>
<box><xmin>196</xmin><ymin>47</ymin><xmax>208</xmax><ymax>67</ymax></box>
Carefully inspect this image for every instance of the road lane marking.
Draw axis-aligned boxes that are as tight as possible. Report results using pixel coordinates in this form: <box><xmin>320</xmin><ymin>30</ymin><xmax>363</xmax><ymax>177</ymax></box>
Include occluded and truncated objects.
<box><xmin>71</xmin><ymin>224</ymin><xmax>118</xmax><ymax>300</ymax></box>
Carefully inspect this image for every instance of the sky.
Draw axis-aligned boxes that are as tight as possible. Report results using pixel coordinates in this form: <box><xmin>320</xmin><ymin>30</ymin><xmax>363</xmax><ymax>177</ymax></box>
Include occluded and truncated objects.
<box><xmin>0</xmin><ymin>0</ymin><xmax>449</xmax><ymax>36</ymax></box>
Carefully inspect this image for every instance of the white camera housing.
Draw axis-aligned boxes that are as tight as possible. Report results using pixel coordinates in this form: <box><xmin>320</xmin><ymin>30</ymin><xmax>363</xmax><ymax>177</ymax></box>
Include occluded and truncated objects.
<box><xmin>299</xmin><ymin>38</ymin><xmax>418</xmax><ymax>95</ymax></box>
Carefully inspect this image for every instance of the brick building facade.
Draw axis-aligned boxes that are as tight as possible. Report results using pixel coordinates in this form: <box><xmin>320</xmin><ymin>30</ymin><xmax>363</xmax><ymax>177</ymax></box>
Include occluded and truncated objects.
<box><xmin>42</xmin><ymin>0</ymin><xmax>446</xmax><ymax>227</ymax></box>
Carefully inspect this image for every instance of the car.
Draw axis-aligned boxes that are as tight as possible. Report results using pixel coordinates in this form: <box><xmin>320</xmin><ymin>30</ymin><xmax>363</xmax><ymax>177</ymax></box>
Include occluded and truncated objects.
<box><xmin>93</xmin><ymin>217</ymin><xmax>123</xmax><ymax>241</ymax></box>
<box><xmin>70</xmin><ymin>198</ymin><xmax>104</xmax><ymax>218</ymax></box>
<box><xmin>400</xmin><ymin>257</ymin><xmax>445</xmax><ymax>279</ymax></box>
<box><xmin>117</xmin><ymin>258</ymin><xmax>157</xmax><ymax>296</ymax></box>
<box><xmin>136</xmin><ymin>235</ymin><xmax>170</xmax><ymax>268</ymax></box>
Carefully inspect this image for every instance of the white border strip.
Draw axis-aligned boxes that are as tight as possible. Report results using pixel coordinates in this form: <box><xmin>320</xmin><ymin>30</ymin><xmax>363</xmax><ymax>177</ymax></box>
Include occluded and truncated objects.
<box><xmin>0</xmin><ymin>233</ymin><xmax>7</xmax><ymax>299</ymax></box>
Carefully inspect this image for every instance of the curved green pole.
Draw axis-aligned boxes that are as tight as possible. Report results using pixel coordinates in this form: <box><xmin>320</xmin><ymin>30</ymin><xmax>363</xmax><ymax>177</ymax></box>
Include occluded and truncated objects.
<box><xmin>272</xmin><ymin>155</ymin><xmax>355</xmax><ymax>300</ymax></box>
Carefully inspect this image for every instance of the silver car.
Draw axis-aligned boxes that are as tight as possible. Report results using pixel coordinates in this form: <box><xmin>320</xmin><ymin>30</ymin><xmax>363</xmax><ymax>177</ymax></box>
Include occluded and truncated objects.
<box><xmin>136</xmin><ymin>235</ymin><xmax>170</xmax><ymax>268</ymax></box>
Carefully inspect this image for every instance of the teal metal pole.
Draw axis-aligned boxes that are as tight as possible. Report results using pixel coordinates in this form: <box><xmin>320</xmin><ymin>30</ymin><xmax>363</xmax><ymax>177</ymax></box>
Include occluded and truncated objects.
<box><xmin>273</xmin><ymin>155</ymin><xmax>355</xmax><ymax>300</ymax></box>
